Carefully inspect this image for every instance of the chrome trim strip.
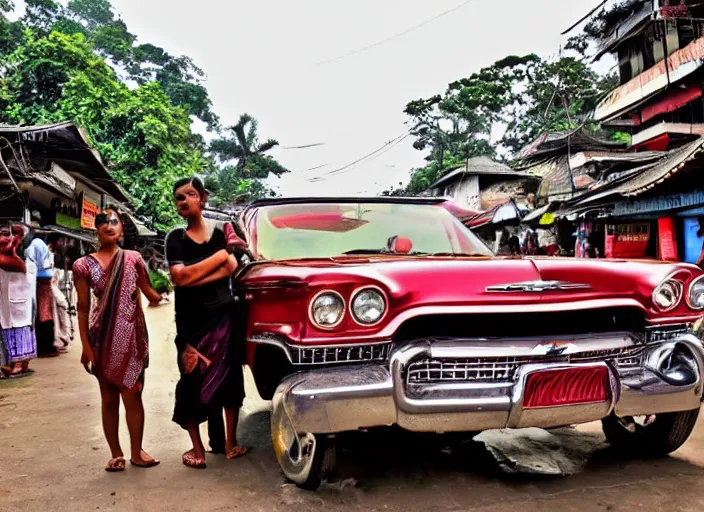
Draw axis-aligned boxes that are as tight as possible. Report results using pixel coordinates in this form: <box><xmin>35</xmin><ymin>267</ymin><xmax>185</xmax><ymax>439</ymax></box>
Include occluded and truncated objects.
<box><xmin>249</xmin><ymin>334</ymin><xmax>392</xmax><ymax>366</ymax></box>
<box><xmin>486</xmin><ymin>280</ymin><xmax>592</xmax><ymax>293</ymax></box>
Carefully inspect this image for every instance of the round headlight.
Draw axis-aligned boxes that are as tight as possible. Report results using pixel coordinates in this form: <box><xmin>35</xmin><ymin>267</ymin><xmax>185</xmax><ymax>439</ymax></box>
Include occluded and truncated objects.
<box><xmin>351</xmin><ymin>288</ymin><xmax>386</xmax><ymax>325</ymax></box>
<box><xmin>310</xmin><ymin>291</ymin><xmax>345</xmax><ymax>328</ymax></box>
<box><xmin>653</xmin><ymin>280</ymin><xmax>683</xmax><ymax>311</ymax></box>
<box><xmin>688</xmin><ymin>276</ymin><xmax>704</xmax><ymax>310</ymax></box>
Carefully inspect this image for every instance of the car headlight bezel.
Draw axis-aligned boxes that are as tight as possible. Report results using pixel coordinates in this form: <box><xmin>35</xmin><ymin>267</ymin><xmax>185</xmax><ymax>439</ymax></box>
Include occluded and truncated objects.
<box><xmin>350</xmin><ymin>287</ymin><xmax>387</xmax><ymax>326</ymax></box>
<box><xmin>686</xmin><ymin>275</ymin><xmax>704</xmax><ymax>311</ymax></box>
<box><xmin>309</xmin><ymin>290</ymin><xmax>345</xmax><ymax>329</ymax></box>
<box><xmin>652</xmin><ymin>278</ymin><xmax>684</xmax><ymax>312</ymax></box>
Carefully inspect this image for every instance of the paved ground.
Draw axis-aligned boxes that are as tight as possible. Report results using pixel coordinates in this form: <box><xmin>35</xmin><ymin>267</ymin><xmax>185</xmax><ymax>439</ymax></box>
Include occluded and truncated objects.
<box><xmin>3</xmin><ymin>302</ymin><xmax>704</xmax><ymax>511</ymax></box>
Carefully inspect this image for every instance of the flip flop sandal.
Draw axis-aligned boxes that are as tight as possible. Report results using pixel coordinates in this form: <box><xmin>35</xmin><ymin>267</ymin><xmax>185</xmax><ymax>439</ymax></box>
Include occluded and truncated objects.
<box><xmin>182</xmin><ymin>450</ymin><xmax>206</xmax><ymax>469</ymax></box>
<box><xmin>105</xmin><ymin>457</ymin><xmax>126</xmax><ymax>472</ymax></box>
<box><xmin>226</xmin><ymin>446</ymin><xmax>249</xmax><ymax>460</ymax></box>
<box><xmin>130</xmin><ymin>459</ymin><xmax>161</xmax><ymax>468</ymax></box>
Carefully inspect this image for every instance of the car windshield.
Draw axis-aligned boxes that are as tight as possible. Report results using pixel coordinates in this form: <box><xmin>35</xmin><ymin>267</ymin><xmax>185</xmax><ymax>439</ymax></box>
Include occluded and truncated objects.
<box><xmin>254</xmin><ymin>202</ymin><xmax>493</xmax><ymax>260</ymax></box>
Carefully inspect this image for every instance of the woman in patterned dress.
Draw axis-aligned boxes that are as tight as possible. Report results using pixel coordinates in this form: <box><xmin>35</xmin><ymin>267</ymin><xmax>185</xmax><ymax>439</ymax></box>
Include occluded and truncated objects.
<box><xmin>73</xmin><ymin>208</ymin><xmax>164</xmax><ymax>472</ymax></box>
<box><xmin>0</xmin><ymin>222</ymin><xmax>35</xmax><ymax>378</ymax></box>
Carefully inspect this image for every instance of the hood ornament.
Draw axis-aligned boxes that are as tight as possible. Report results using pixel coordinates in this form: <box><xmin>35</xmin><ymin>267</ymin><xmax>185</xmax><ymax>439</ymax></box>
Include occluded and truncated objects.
<box><xmin>486</xmin><ymin>280</ymin><xmax>591</xmax><ymax>292</ymax></box>
<box><xmin>531</xmin><ymin>341</ymin><xmax>574</xmax><ymax>356</ymax></box>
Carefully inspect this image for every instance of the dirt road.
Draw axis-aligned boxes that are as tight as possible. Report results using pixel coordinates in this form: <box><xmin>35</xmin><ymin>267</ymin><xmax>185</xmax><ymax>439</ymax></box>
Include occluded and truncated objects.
<box><xmin>2</xmin><ymin>302</ymin><xmax>704</xmax><ymax>511</ymax></box>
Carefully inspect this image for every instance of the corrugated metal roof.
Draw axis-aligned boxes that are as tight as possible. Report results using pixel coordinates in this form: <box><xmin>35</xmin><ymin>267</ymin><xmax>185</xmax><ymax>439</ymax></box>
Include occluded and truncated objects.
<box><xmin>0</xmin><ymin>122</ymin><xmax>128</xmax><ymax>203</ymax></box>
<box><xmin>516</xmin><ymin>129</ymin><xmax>626</xmax><ymax>162</ymax></box>
<box><xmin>564</xmin><ymin>136</ymin><xmax>704</xmax><ymax>210</ymax></box>
<box><xmin>428</xmin><ymin>157</ymin><xmax>538</xmax><ymax>190</ymax></box>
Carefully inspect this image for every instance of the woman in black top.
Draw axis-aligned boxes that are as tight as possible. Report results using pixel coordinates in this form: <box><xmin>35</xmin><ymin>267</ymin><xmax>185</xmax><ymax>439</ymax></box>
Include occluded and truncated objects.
<box><xmin>165</xmin><ymin>177</ymin><xmax>247</xmax><ymax>468</ymax></box>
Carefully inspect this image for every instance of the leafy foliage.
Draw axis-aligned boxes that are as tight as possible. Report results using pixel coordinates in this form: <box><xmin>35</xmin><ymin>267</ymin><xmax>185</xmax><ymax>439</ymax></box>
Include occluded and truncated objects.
<box><xmin>399</xmin><ymin>50</ymin><xmax>616</xmax><ymax>196</ymax></box>
<box><xmin>148</xmin><ymin>268</ymin><xmax>173</xmax><ymax>294</ymax></box>
<box><xmin>583</xmin><ymin>0</ymin><xmax>644</xmax><ymax>40</ymax></box>
<box><xmin>0</xmin><ymin>1</ymin><xmax>288</xmax><ymax>230</ymax></box>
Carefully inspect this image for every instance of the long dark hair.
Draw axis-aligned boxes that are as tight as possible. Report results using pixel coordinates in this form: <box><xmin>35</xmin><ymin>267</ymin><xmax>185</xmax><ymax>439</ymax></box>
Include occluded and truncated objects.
<box><xmin>172</xmin><ymin>176</ymin><xmax>208</xmax><ymax>200</ymax></box>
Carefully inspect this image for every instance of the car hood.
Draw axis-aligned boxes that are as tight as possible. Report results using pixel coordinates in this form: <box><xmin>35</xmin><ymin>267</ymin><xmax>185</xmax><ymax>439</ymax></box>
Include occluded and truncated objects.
<box><xmin>240</xmin><ymin>256</ymin><xmax>685</xmax><ymax>309</ymax></box>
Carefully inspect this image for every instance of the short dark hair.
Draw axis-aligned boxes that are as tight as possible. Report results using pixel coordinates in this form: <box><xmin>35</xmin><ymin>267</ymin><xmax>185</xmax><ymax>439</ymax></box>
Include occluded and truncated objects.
<box><xmin>173</xmin><ymin>176</ymin><xmax>208</xmax><ymax>199</ymax></box>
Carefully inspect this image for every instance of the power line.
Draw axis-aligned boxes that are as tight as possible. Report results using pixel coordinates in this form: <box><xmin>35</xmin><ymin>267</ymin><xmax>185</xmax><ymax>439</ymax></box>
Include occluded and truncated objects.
<box><xmin>281</xmin><ymin>142</ymin><xmax>326</xmax><ymax>149</ymax></box>
<box><xmin>301</xmin><ymin>163</ymin><xmax>331</xmax><ymax>172</ymax></box>
<box><xmin>315</xmin><ymin>0</ymin><xmax>479</xmax><ymax>66</ymax></box>
<box><xmin>308</xmin><ymin>134</ymin><xmax>406</xmax><ymax>181</ymax></box>
<box><xmin>308</xmin><ymin>134</ymin><xmax>409</xmax><ymax>182</ymax></box>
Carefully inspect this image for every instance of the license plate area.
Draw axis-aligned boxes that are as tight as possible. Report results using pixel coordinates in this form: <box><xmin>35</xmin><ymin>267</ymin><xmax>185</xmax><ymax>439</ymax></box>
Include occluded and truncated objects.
<box><xmin>523</xmin><ymin>366</ymin><xmax>611</xmax><ymax>409</ymax></box>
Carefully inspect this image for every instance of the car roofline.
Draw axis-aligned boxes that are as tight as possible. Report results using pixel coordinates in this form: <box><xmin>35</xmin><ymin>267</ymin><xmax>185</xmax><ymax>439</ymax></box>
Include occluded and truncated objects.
<box><xmin>246</xmin><ymin>196</ymin><xmax>449</xmax><ymax>208</ymax></box>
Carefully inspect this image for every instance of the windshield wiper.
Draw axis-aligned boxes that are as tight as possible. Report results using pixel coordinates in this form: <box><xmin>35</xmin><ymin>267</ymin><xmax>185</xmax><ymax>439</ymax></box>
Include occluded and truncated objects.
<box><xmin>341</xmin><ymin>249</ymin><xmax>428</xmax><ymax>256</ymax></box>
<box><xmin>341</xmin><ymin>249</ymin><xmax>388</xmax><ymax>255</ymax></box>
<box><xmin>420</xmin><ymin>252</ymin><xmax>491</xmax><ymax>257</ymax></box>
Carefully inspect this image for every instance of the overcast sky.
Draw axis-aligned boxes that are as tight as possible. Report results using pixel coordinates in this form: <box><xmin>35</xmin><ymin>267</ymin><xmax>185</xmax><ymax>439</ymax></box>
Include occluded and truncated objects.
<box><xmin>25</xmin><ymin>0</ymin><xmax>609</xmax><ymax>196</ymax></box>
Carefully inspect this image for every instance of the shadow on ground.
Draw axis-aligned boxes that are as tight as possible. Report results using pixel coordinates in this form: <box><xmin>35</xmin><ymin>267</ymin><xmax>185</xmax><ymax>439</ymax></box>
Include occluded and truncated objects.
<box><xmin>237</xmin><ymin>408</ymin><xmax>704</xmax><ymax>494</ymax></box>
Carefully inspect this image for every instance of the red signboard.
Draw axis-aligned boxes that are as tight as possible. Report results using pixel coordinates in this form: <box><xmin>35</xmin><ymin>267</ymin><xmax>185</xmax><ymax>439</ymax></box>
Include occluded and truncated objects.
<box><xmin>658</xmin><ymin>217</ymin><xmax>679</xmax><ymax>261</ymax></box>
<box><xmin>605</xmin><ymin>223</ymin><xmax>650</xmax><ymax>259</ymax></box>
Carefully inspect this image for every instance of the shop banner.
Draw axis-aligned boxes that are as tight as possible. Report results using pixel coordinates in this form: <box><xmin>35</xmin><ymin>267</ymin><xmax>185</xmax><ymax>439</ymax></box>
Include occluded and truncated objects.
<box><xmin>605</xmin><ymin>223</ymin><xmax>650</xmax><ymax>259</ymax></box>
<box><xmin>657</xmin><ymin>217</ymin><xmax>678</xmax><ymax>262</ymax></box>
<box><xmin>81</xmin><ymin>191</ymin><xmax>100</xmax><ymax>230</ymax></box>
<box><xmin>613</xmin><ymin>190</ymin><xmax>704</xmax><ymax>217</ymax></box>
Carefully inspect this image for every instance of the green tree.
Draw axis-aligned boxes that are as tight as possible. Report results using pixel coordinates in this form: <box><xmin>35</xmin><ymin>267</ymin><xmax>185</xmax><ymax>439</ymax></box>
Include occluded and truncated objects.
<box><xmin>399</xmin><ymin>52</ymin><xmax>615</xmax><ymax>196</ymax></box>
<box><xmin>1</xmin><ymin>0</ymin><xmax>284</xmax><ymax>228</ymax></box>
<box><xmin>207</xmin><ymin>113</ymin><xmax>289</xmax><ymax>206</ymax></box>
<box><xmin>501</xmin><ymin>56</ymin><xmax>617</xmax><ymax>154</ymax></box>
<box><xmin>0</xmin><ymin>30</ymin><xmax>207</xmax><ymax>230</ymax></box>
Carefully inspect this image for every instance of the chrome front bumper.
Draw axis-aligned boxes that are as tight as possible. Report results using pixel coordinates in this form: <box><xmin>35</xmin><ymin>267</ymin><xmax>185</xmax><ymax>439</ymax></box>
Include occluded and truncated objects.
<box><xmin>272</xmin><ymin>334</ymin><xmax>704</xmax><ymax>434</ymax></box>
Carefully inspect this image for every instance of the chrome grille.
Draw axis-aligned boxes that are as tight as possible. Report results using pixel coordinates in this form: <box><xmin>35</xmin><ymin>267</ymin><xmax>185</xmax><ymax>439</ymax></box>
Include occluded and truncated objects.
<box><xmin>645</xmin><ymin>324</ymin><xmax>689</xmax><ymax>344</ymax></box>
<box><xmin>406</xmin><ymin>347</ymin><xmax>646</xmax><ymax>384</ymax></box>
<box><xmin>291</xmin><ymin>342</ymin><xmax>391</xmax><ymax>365</ymax></box>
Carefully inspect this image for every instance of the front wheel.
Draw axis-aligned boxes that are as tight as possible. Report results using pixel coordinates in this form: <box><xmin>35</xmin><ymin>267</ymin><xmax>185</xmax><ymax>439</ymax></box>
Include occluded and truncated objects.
<box><xmin>602</xmin><ymin>408</ymin><xmax>701</xmax><ymax>456</ymax></box>
<box><xmin>271</xmin><ymin>400</ymin><xmax>336</xmax><ymax>490</ymax></box>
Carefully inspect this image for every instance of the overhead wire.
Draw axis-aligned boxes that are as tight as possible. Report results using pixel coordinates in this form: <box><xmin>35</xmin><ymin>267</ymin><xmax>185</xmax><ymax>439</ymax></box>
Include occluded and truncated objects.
<box><xmin>307</xmin><ymin>134</ymin><xmax>409</xmax><ymax>182</ymax></box>
<box><xmin>315</xmin><ymin>0</ymin><xmax>480</xmax><ymax>66</ymax></box>
<box><xmin>281</xmin><ymin>142</ymin><xmax>326</xmax><ymax>149</ymax></box>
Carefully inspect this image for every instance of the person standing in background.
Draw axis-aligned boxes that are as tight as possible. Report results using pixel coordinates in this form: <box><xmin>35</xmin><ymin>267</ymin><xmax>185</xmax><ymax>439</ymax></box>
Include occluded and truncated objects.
<box><xmin>24</xmin><ymin>222</ymin><xmax>57</xmax><ymax>357</ymax></box>
<box><xmin>0</xmin><ymin>223</ymin><xmax>37</xmax><ymax>378</ymax></box>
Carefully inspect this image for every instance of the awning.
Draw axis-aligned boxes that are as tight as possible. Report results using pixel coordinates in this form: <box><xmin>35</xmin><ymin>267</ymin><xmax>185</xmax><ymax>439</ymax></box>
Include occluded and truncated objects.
<box><xmin>568</xmin><ymin>136</ymin><xmax>704</xmax><ymax>209</ymax></box>
<box><xmin>633</xmin><ymin>133</ymin><xmax>670</xmax><ymax>152</ymax></box>
<box><xmin>465</xmin><ymin>201</ymin><xmax>522</xmax><ymax>229</ymax></box>
<box><xmin>640</xmin><ymin>84</ymin><xmax>703</xmax><ymax>124</ymax></box>
<box><xmin>0</xmin><ymin>122</ymin><xmax>128</xmax><ymax>203</ymax></box>
<box><xmin>38</xmin><ymin>225</ymin><xmax>98</xmax><ymax>244</ymax></box>
<box><xmin>522</xmin><ymin>204</ymin><xmax>551</xmax><ymax>224</ymax></box>
<box><xmin>436</xmin><ymin>201</ymin><xmax>479</xmax><ymax>222</ymax></box>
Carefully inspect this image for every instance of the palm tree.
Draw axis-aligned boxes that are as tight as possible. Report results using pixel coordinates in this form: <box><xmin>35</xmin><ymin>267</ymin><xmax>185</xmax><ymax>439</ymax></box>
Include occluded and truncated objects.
<box><xmin>209</xmin><ymin>113</ymin><xmax>288</xmax><ymax>179</ymax></box>
<box><xmin>206</xmin><ymin>113</ymin><xmax>288</xmax><ymax>206</ymax></box>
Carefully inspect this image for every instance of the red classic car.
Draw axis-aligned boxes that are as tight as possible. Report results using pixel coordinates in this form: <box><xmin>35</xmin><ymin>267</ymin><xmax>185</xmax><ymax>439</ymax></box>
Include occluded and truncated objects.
<box><xmin>233</xmin><ymin>197</ymin><xmax>704</xmax><ymax>489</ymax></box>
